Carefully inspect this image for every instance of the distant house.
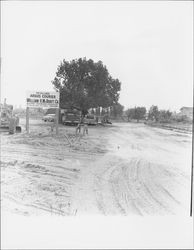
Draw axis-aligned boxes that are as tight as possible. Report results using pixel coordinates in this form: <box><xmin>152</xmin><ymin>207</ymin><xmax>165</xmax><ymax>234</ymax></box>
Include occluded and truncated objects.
<box><xmin>179</xmin><ymin>107</ymin><xmax>193</xmax><ymax>119</ymax></box>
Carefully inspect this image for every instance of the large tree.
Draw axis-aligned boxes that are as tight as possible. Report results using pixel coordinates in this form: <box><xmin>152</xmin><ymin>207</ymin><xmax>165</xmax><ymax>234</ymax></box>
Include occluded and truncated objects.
<box><xmin>158</xmin><ymin>110</ymin><xmax>172</xmax><ymax>123</ymax></box>
<box><xmin>125</xmin><ymin>107</ymin><xmax>146</xmax><ymax>122</ymax></box>
<box><xmin>134</xmin><ymin>107</ymin><xmax>146</xmax><ymax>122</ymax></box>
<box><xmin>111</xmin><ymin>103</ymin><xmax>124</xmax><ymax>118</ymax></box>
<box><xmin>125</xmin><ymin>108</ymin><xmax>135</xmax><ymax>122</ymax></box>
<box><xmin>52</xmin><ymin>58</ymin><xmax>121</xmax><ymax>113</ymax></box>
<box><xmin>148</xmin><ymin>105</ymin><xmax>159</xmax><ymax>121</ymax></box>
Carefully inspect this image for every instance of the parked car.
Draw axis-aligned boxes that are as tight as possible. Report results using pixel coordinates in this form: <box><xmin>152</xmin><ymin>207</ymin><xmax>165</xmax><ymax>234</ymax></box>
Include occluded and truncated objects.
<box><xmin>62</xmin><ymin>112</ymin><xmax>80</xmax><ymax>125</ymax></box>
<box><xmin>42</xmin><ymin>114</ymin><xmax>55</xmax><ymax>122</ymax></box>
<box><xmin>85</xmin><ymin>114</ymin><xmax>97</xmax><ymax>125</ymax></box>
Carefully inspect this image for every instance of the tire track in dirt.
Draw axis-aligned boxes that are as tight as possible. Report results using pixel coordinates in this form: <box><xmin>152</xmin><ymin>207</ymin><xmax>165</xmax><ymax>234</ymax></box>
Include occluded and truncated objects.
<box><xmin>109</xmin><ymin>163</ymin><xmax>141</xmax><ymax>215</ymax></box>
<box><xmin>1</xmin><ymin>121</ymin><xmax>191</xmax><ymax>216</ymax></box>
<box><xmin>107</xmin><ymin>159</ymin><xmax>161</xmax><ymax>215</ymax></box>
<box><xmin>137</xmin><ymin>160</ymin><xmax>189</xmax><ymax>214</ymax></box>
<box><xmin>1</xmin><ymin>157</ymin><xmax>79</xmax><ymax>216</ymax></box>
<box><xmin>94</xmin><ymin>156</ymin><xmax>189</xmax><ymax>215</ymax></box>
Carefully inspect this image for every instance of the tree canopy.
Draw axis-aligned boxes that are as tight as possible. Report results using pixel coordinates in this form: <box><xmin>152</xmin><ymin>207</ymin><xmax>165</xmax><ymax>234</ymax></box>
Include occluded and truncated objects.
<box><xmin>148</xmin><ymin>105</ymin><xmax>160</xmax><ymax>121</ymax></box>
<box><xmin>148</xmin><ymin>105</ymin><xmax>173</xmax><ymax>123</ymax></box>
<box><xmin>125</xmin><ymin>108</ymin><xmax>135</xmax><ymax>121</ymax></box>
<box><xmin>158</xmin><ymin>109</ymin><xmax>172</xmax><ymax>123</ymax></box>
<box><xmin>111</xmin><ymin>103</ymin><xmax>124</xmax><ymax>118</ymax></box>
<box><xmin>52</xmin><ymin>58</ymin><xmax>121</xmax><ymax>113</ymax></box>
<box><xmin>125</xmin><ymin>107</ymin><xmax>146</xmax><ymax>122</ymax></box>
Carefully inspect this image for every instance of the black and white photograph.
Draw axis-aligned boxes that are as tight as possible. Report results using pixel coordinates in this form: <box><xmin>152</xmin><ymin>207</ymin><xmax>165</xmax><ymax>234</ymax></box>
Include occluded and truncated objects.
<box><xmin>1</xmin><ymin>0</ymin><xmax>193</xmax><ymax>249</ymax></box>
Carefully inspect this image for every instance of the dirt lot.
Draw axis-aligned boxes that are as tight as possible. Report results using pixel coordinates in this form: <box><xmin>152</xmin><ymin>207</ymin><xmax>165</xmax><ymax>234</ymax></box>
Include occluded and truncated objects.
<box><xmin>1</xmin><ymin>118</ymin><xmax>192</xmax><ymax>216</ymax></box>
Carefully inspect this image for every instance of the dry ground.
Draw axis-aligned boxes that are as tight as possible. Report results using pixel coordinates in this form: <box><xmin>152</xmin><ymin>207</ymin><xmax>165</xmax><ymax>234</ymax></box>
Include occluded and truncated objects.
<box><xmin>1</xmin><ymin>118</ymin><xmax>192</xmax><ymax>216</ymax></box>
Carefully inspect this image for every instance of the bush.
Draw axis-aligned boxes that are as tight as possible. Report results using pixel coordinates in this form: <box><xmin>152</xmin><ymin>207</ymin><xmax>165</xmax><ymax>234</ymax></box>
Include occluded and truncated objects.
<box><xmin>173</xmin><ymin>115</ymin><xmax>192</xmax><ymax>123</ymax></box>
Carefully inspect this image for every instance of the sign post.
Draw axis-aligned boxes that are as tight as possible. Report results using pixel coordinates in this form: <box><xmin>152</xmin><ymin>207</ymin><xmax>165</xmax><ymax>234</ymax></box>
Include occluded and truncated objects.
<box><xmin>26</xmin><ymin>107</ymin><xmax>29</xmax><ymax>134</ymax></box>
<box><xmin>26</xmin><ymin>91</ymin><xmax>59</xmax><ymax>134</ymax></box>
<box><xmin>55</xmin><ymin>108</ymin><xmax>59</xmax><ymax>135</ymax></box>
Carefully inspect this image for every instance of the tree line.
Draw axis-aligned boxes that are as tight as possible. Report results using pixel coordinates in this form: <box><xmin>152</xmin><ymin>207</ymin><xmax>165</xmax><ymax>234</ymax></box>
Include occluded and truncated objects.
<box><xmin>125</xmin><ymin>105</ymin><xmax>173</xmax><ymax>123</ymax></box>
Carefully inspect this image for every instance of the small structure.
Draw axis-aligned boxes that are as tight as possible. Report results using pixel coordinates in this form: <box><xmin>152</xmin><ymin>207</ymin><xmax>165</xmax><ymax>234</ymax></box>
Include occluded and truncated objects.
<box><xmin>88</xmin><ymin>106</ymin><xmax>112</xmax><ymax>124</ymax></box>
<box><xmin>26</xmin><ymin>91</ymin><xmax>59</xmax><ymax>134</ymax></box>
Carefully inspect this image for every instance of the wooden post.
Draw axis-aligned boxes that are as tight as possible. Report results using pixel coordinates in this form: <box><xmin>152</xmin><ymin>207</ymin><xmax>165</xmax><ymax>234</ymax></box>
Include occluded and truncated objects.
<box><xmin>55</xmin><ymin>108</ymin><xmax>59</xmax><ymax>135</ymax></box>
<box><xmin>26</xmin><ymin>107</ymin><xmax>29</xmax><ymax>134</ymax></box>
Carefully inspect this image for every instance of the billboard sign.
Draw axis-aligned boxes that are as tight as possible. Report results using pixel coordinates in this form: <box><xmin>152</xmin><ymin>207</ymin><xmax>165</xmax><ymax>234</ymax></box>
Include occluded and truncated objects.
<box><xmin>26</xmin><ymin>91</ymin><xmax>59</xmax><ymax>108</ymax></box>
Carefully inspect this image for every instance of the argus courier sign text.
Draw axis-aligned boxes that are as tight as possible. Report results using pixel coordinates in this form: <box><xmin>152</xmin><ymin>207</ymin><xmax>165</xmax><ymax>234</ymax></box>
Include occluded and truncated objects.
<box><xmin>26</xmin><ymin>91</ymin><xmax>59</xmax><ymax>108</ymax></box>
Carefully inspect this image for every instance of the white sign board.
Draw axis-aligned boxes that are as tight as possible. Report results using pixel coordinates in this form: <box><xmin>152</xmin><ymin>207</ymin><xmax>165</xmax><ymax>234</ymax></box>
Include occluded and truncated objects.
<box><xmin>26</xmin><ymin>91</ymin><xmax>59</xmax><ymax>108</ymax></box>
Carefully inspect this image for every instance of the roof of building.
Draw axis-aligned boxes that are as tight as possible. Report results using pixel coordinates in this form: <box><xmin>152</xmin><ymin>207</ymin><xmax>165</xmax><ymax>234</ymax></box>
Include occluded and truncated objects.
<box><xmin>180</xmin><ymin>107</ymin><xmax>193</xmax><ymax>111</ymax></box>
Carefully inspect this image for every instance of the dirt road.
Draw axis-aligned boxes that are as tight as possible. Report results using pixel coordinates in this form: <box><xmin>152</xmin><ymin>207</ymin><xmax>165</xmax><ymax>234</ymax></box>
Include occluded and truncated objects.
<box><xmin>1</xmin><ymin>120</ymin><xmax>192</xmax><ymax>216</ymax></box>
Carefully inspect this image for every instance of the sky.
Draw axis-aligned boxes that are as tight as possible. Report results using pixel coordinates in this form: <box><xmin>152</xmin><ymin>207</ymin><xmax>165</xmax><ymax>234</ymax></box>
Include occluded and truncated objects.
<box><xmin>1</xmin><ymin>1</ymin><xmax>193</xmax><ymax>111</ymax></box>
